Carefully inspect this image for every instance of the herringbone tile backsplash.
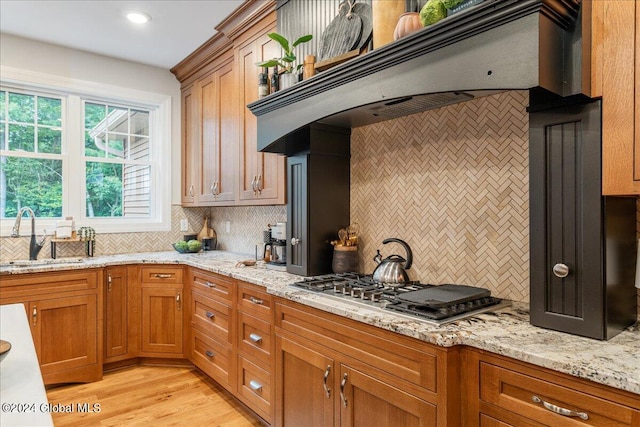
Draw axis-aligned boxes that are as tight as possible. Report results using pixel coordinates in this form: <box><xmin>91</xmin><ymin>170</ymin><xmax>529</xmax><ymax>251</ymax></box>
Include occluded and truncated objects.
<box><xmin>351</xmin><ymin>91</ymin><xmax>530</xmax><ymax>302</ymax></box>
<box><xmin>0</xmin><ymin>89</ymin><xmax>637</xmax><ymax>311</ymax></box>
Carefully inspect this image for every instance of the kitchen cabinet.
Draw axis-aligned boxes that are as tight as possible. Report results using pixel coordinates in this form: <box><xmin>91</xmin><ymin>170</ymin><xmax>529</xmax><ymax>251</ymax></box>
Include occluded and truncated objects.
<box><xmin>274</xmin><ymin>299</ymin><xmax>459</xmax><ymax>427</ymax></box>
<box><xmin>172</xmin><ymin>0</ymin><xmax>284</xmax><ymax>207</ymax></box>
<box><xmin>235</xmin><ymin>11</ymin><xmax>286</xmax><ymax>205</ymax></box>
<box><xmin>462</xmin><ymin>348</ymin><xmax>640</xmax><ymax>426</ymax></box>
<box><xmin>181</xmin><ymin>85</ymin><xmax>197</xmax><ymax>205</ymax></box>
<box><xmin>529</xmin><ymin>99</ymin><xmax>637</xmax><ymax>340</ymax></box>
<box><xmin>236</xmin><ymin>282</ymin><xmax>274</xmax><ymax>423</ymax></box>
<box><xmin>104</xmin><ymin>265</ymin><xmax>139</xmax><ymax>363</ymax></box>
<box><xmin>179</xmin><ymin>50</ymin><xmax>237</xmax><ymax>206</ymax></box>
<box><xmin>140</xmin><ymin>266</ymin><xmax>184</xmax><ymax>356</ymax></box>
<box><xmin>0</xmin><ymin>270</ymin><xmax>102</xmax><ymax>385</ymax></box>
<box><xmin>286</xmin><ymin>125</ymin><xmax>351</xmax><ymax>276</ymax></box>
<box><xmin>189</xmin><ymin>269</ymin><xmax>235</xmax><ymax>391</ymax></box>
<box><xmin>586</xmin><ymin>0</ymin><xmax>639</xmax><ymax>195</ymax></box>
<box><xmin>196</xmin><ymin>57</ymin><xmax>238</xmax><ymax>204</ymax></box>
<box><xmin>104</xmin><ymin>266</ymin><xmax>127</xmax><ymax>360</ymax></box>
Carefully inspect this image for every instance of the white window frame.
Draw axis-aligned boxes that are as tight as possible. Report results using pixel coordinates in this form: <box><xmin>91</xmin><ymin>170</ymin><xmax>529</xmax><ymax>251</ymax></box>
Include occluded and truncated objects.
<box><xmin>0</xmin><ymin>66</ymin><xmax>171</xmax><ymax>236</ymax></box>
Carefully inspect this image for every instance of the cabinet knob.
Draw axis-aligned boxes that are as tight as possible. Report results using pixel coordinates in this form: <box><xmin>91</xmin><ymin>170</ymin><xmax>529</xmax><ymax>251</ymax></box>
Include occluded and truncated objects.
<box><xmin>205</xmin><ymin>311</ymin><xmax>215</xmax><ymax>319</ymax></box>
<box><xmin>552</xmin><ymin>263</ymin><xmax>569</xmax><ymax>278</ymax></box>
<box><xmin>205</xmin><ymin>350</ymin><xmax>215</xmax><ymax>358</ymax></box>
<box><xmin>291</xmin><ymin>238</ymin><xmax>300</xmax><ymax>246</ymax></box>
<box><xmin>249</xmin><ymin>333</ymin><xmax>263</xmax><ymax>344</ymax></box>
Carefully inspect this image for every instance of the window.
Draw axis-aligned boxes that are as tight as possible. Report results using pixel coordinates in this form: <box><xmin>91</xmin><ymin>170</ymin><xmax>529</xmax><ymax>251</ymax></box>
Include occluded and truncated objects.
<box><xmin>0</xmin><ymin>70</ymin><xmax>171</xmax><ymax>235</ymax></box>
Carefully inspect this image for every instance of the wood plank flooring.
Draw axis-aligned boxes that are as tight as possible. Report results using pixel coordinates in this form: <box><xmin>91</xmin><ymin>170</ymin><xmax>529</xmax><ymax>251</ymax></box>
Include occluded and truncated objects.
<box><xmin>46</xmin><ymin>365</ymin><xmax>264</xmax><ymax>426</ymax></box>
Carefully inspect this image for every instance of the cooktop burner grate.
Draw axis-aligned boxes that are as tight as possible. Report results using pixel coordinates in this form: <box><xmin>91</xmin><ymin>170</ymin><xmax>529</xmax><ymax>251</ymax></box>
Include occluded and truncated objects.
<box><xmin>291</xmin><ymin>273</ymin><xmax>505</xmax><ymax>323</ymax></box>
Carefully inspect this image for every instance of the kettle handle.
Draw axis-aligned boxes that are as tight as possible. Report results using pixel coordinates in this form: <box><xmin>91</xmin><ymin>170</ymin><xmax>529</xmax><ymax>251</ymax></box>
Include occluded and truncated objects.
<box><xmin>382</xmin><ymin>238</ymin><xmax>413</xmax><ymax>270</ymax></box>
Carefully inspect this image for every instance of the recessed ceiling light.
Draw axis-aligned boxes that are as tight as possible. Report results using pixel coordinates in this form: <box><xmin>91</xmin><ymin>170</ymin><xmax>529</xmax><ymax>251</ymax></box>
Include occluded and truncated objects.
<box><xmin>126</xmin><ymin>11</ymin><xmax>151</xmax><ymax>24</ymax></box>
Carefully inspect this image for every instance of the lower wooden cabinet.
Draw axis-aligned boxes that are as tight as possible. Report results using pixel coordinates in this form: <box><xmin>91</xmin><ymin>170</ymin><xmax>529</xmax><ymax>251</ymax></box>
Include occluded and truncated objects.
<box><xmin>0</xmin><ymin>269</ymin><xmax>102</xmax><ymax>385</ymax></box>
<box><xmin>140</xmin><ymin>267</ymin><xmax>184</xmax><ymax>357</ymax></box>
<box><xmin>462</xmin><ymin>348</ymin><xmax>640</xmax><ymax>427</ymax></box>
<box><xmin>274</xmin><ymin>298</ymin><xmax>458</xmax><ymax>427</ymax></box>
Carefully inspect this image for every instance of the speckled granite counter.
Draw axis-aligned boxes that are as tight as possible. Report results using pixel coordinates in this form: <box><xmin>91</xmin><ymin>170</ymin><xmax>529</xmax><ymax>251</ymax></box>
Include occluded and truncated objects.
<box><xmin>2</xmin><ymin>251</ymin><xmax>638</xmax><ymax>395</ymax></box>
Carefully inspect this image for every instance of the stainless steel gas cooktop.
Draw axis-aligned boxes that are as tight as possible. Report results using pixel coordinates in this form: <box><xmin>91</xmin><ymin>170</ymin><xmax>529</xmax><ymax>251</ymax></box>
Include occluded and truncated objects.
<box><xmin>291</xmin><ymin>273</ymin><xmax>510</xmax><ymax>325</ymax></box>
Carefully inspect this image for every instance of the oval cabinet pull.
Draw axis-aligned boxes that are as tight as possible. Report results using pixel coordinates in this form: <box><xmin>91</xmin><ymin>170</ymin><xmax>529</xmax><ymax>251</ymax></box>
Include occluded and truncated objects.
<box><xmin>323</xmin><ymin>365</ymin><xmax>331</xmax><ymax>398</ymax></box>
<box><xmin>532</xmin><ymin>396</ymin><xmax>588</xmax><ymax>420</ymax></box>
<box><xmin>249</xmin><ymin>333</ymin><xmax>262</xmax><ymax>343</ymax></box>
<box><xmin>205</xmin><ymin>281</ymin><xmax>216</xmax><ymax>288</ymax></box>
<box><xmin>552</xmin><ymin>263</ymin><xmax>569</xmax><ymax>278</ymax></box>
<box><xmin>249</xmin><ymin>296</ymin><xmax>264</xmax><ymax>305</ymax></box>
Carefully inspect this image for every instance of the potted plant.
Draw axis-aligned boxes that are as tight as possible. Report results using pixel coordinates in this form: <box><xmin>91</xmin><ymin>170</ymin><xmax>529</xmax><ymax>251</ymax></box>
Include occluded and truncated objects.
<box><xmin>256</xmin><ymin>32</ymin><xmax>313</xmax><ymax>90</ymax></box>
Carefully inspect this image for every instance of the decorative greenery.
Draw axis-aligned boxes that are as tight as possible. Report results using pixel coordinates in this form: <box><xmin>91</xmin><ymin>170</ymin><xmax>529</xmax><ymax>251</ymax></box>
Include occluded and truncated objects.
<box><xmin>256</xmin><ymin>32</ymin><xmax>313</xmax><ymax>74</ymax></box>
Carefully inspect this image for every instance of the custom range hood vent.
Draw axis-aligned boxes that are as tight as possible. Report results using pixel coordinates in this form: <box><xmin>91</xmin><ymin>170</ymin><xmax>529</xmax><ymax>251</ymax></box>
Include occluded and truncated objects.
<box><xmin>249</xmin><ymin>0</ymin><xmax>582</xmax><ymax>154</ymax></box>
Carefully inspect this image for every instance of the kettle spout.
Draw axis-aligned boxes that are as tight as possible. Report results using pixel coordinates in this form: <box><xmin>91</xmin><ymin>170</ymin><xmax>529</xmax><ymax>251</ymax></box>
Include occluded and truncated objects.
<box><xmin>373</xmin><ymin>249</ymin><xmax>382</xmax><ymax>264</ymax></box>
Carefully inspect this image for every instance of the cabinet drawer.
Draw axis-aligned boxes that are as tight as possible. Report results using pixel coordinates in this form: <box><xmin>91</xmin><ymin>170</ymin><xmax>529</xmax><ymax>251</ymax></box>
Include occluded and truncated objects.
<box><xmin>140</xmin><ymin>266</ymin><xmax>183</xmax><ymax>284</ymax></box>
<box><xmin>238</xmin><ymin>311</ymin><xmax>271</xmax><ymax>366</ymax></box>
<box><xmin>191</xmin><ymin>329</ymin><xmax>233</xmax><ymax>390</ymax></box>
<box><xmin>237</xmin><ymin>355</ymin><xmax>272</xmax><ymax>422</ymax></box>
<box><xmin>480</xmin><ymin>362</ymin><xmax>639</xmax><ymax>426</ymax></box>
<box><xmin>238</xmin><ymin>283</ymin><xmax>271</xmax><ymax>320</ymax></box>
<box><xmin>0</xmin><ymin>270</ymin><xmax>98</xmax><ymax>301</ymax></box>
<box><xmin>191</xmin><ymin>269</ymin><xmax>233</xmax><ymax>303</ymax></box>
<box><xmin>191</xmin><ymin>291</ymin><xmax>231</xmax><ymax>344</ymax></box>
<box><xmin>276</xmin><ymin>301</ymin><xmax>438</xmax><ymax>395</ymax></box>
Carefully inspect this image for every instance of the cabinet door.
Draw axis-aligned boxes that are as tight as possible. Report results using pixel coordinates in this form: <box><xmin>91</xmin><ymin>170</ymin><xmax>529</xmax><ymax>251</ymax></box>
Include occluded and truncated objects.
<box><xmin>529</xmin><ymin>100</ymin><xmax>606</xmax><ymax>339</ymax></box>
<box><xmin>198</xmin><ymin>60</ymin><xmax>238</xmax><ymax>204</ymax></box>
<box><xmin>30</xmin><ymin>294</ymin><xmax>98</xmax><ymax>376</ymax></box>
<box><xmin>275</xmin><ymin>335</ymin><xmax>335</xmax><ymax>427</ymax></box>
<box><xmin>287</xmin><ymin>154</ymin><xmax>308</xmax><ymax>275</ymax></box>
<box><xmin>105</xmin><ymin>266</ymin><xmax>127</xmax><ymax>360</ymax></box>
<box><xmin>237</xmin><ymin>30</ymin><xmax>285</xmax><ymax>204</ymax></box>
<box><xmin>339</xmin><ymin>365</ymin><xmax>437</xmax><ymax>427</ymax></box>
<box><xmin>141</xmin><ymin>285</ymin><xmax>183</xmax><ymax>354</ymax></box>
<box><xmin>181</xmin><ymin>85</ymin><xmax>198</xmax><ymax>205</ymax></box>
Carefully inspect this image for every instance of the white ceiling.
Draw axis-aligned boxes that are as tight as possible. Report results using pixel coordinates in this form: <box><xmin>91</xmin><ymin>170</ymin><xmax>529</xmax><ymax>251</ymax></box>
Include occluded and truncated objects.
<box><xmin>0</xmin><ymin>0</ymin><xmax>245</xmax><ymax>69</ymax></box>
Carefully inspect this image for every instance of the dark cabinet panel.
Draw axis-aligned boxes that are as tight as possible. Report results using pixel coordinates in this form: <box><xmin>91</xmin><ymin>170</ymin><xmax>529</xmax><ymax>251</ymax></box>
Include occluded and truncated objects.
<box><xmin>529</xmin><ymin>99</ymin><xmax>637</xmax><ymax>340</ymax></box>
<box><xmin>286</xmin><ymin>124</ymin><xmax>351</xmax><ymax>276</ymax></box>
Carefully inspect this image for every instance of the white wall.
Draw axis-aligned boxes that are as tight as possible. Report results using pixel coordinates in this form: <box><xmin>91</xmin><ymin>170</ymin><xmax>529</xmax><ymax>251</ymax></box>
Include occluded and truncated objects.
<box><xmin>0</xmin><ymin>33</ymin><xmax>182</xmax><ymax>204</ymax></box>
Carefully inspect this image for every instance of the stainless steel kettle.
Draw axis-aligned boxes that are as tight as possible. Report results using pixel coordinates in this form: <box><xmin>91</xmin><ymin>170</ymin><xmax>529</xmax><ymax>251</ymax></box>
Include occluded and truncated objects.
<box><xmin>372</xmin><ymin>238</ymin><xmax>413</xmax><ymax>284</ymax></box>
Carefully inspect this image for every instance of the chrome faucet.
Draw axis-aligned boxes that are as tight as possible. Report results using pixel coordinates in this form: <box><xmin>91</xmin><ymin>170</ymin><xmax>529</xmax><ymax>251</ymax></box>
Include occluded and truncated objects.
<box><xmin>11</xmin><ymin>207</ymin><xmax>45</xmax><ymax>260</ymax></box>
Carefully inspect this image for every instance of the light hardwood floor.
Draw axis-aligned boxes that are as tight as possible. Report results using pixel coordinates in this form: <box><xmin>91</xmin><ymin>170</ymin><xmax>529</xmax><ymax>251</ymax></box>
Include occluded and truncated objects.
<box><xmin>46</xmin><ymin>365</ymin><xmax>264</xmax><ymax>426</ymax></box>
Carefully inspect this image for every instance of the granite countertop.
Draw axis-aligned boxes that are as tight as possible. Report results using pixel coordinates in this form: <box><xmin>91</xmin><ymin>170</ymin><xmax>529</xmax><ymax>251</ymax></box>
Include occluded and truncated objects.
<box><xmin>1</xmin><ymin>251</ymin><xmax>639</xmax><ymax>395</ymax></box>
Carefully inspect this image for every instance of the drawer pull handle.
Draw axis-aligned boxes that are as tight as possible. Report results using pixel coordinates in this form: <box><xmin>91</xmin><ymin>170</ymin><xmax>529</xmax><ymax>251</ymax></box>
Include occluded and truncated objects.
<box><xmin>249</xmin><ymin>333</ymin><xmax>262</xmax><ymax>343</ymax></box>
<box><xmin>32</xmin><ymin>305</ymin><xmax>37</xmax><ymax>327</ymax></box>
<box><xmin>532</xmin><ymin>396</ymin><xmax>588</xmax><ymax>420</ymax></box>
<box><xmin>249</xmin><ymin>296</ymin><xmax>264</xmax><ymax>305</ymax></box>
<box><xmin>205</xmin><ymin>350</ymin><xmax>215</xmax><ymax>358</ymax></box>
<box><xmin>340</xmin><ymin>373</ymin><xmax>348</xmax><ymax>407</ymax></box>
<box><xmin>205</xmin><ymin>311</ymin><xmax>215</xmax><ymax>319</ymax></box>
<box><xmin>323</xmin><ymin>365</ymin><xmax>331</xmax><ymax>398</ymax></box>
<box><xmin>154</xmin><ymin>273</ymin><xmax>173</xmax><ymax>279</ymax></box>
<box><xmin>249</xmin><ymin>380</ymin><xmax>263</xmax><ymax>392</ymax></box>
<box><xmin>205</xmin><ymin>281</ymin><xmax>216</xmax><ymax>288</ymax></box>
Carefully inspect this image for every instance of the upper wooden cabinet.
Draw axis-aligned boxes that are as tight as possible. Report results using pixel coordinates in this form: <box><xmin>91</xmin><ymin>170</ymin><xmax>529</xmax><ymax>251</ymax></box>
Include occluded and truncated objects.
<box><xmin>235</xmin><ymin>18</ymin><xmax>286</xmax><ymax>205</ymax></box>
<box><xmin>585</xmin><ymin>0</ymin><xmax>639</xmax><ymax>195</ymax></box>
<box><xmin>172</xmin><ymin>0</ymin><xmax>285</xmax><ymax>206</ymax></box>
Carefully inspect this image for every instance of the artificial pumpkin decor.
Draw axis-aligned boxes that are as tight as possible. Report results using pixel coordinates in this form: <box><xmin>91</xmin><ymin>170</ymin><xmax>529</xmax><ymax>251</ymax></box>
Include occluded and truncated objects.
<box><xmin>393</xmin><ymin>12</ymin><xmax>423</xmax><ymax>40</ymax></box>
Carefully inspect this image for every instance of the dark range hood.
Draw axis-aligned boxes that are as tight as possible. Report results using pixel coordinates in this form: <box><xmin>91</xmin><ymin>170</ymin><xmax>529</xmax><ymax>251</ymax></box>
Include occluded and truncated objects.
<box><xmin>248</xmin><ymin>0</ymin><xmax>582</xmax><ymax>154</ymax></box>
